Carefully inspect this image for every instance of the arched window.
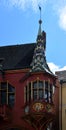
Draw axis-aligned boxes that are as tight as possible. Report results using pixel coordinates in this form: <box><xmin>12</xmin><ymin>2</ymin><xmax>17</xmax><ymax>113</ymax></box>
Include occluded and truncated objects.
<box><xmin>0</xmin><ymin>82</ymin><xmax>15</xmax><ymax>107</ymax></box>
<box><xmin>24</xmin><ymin>80</ymin><xmax>55</xmax><ymax>104</ymax></box>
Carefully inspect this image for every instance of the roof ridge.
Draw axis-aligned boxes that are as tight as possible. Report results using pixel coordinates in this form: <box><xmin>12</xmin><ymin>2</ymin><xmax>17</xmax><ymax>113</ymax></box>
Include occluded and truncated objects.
<box><xmin>0</xmin><ymin>43</ymin><xmax>35</xmax><ymax>48</ymax></box>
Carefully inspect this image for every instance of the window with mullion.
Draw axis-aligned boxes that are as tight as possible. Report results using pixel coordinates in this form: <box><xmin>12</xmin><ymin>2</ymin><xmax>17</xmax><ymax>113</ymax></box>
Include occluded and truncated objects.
<box><xmin>0</xmin><ymin>90</ymin><xmax>1</xmax><ymax>104</ymax></box>
<box><xmin>33</xmin><ymin>89</ymin><xmax>37</xmax><ymax>100</ymax></box>
<box><xmin>39</xmin><ymin>81</ymin><xmax>43</xmax><ymax>89</ymax></box>
<box><xmin>39</xmin><ymin>89</ymin><xmax>43</xmax><ymax>99</ymax></box>
<box><xmin>33</xmin><ymin>81</ymin><xmax>37</xmax><ymax>89</ymax></box>
<box><xmin>8</xmin><ymin>84</ymin><xmax>15</xmax><ymax>92</ymax></box>
<box><xmin>25</xmin><ymin>80</ymin><xmax>44</xmax><ymax>103</ymax></box>
<box><xmin>25</xmin><ymin>86</ymin><xmax>27</xmax><ymax>103</ymax></box>
<box><xmin>8</xmin><ymin>83</ymin><xmax>15</xmax><ymax>107</ymax></box>
<box><xmin>0</xmin><ymin>82</ymin><xmax>7</xmax><ymax>105</ymax></box>
<box><xmin>25</xmin><ymin>81</ymin><xmax>54</xmax><ymax>104</ymax></box>
<box><xmin>8</xmin><ymin>93</ymin><xmax>15</xmax><ymax>107</ymax></box>
<box><xmin>45</xmin><ymin>81</ymin><xmax>48</xmax><ymax>102</ymax></box>
<box><xmin>1</xmin><ymin>89</ymin><xmax>7</xmax><ymax>104</ymax></box>
<box><xmin>0</xmin><ymin>82</ymin><xmax>15</xmax><ymax>107</ymax></box>
<box><xmin>1</xmin><ymin>82</ymin><xmax>7</xmax><ymax>90</ymax></box>
<box><xmin>45</xmin><ymin>90</ymin><xmax>48</xmax><ymax>102</ymax></box>
<box><xmin>50</xmin><ymin>84</ymin><xmax>52</xmax><ymax>103</ymax></box>
<box><xmin>25</xmin><ymin>83</ymin><xmax>31</xmax><ymax>103</ymax></box>
<box><xmin>38</xmin><ymin>81</ymin><xmax>43</xmax><ymax>99</ymax></box>
<box><xmin>33</xmin><ymin>81</ymin><xmax>37</xmax><ymax>100</ymax></box>
<box><xmin>29</xmin><ymin>83</ymin><xmax>31</xmax><ymax>102</ymax></box>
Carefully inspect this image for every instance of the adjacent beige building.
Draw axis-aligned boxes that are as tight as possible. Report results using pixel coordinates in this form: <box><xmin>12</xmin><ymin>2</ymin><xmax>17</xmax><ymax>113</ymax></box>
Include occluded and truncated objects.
<box><xmin>56</xmin><ymin>70</ymin><xmax>66</xmax><ymax>130</ymax></box>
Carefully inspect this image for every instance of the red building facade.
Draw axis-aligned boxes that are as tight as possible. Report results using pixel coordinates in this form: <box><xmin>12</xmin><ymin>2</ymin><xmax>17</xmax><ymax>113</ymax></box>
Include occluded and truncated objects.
<box><xmin>0</xmin><ymin>16</ymin><xmax>59</xmax><ymax>130</ymax></box>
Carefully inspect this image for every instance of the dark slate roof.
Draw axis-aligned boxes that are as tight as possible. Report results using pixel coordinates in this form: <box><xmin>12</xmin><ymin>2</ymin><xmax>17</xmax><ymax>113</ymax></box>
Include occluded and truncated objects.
<box><xmin>0</xmin><ymin>43</ymin><xmax>35</xmax><ymax>70</ymax></box>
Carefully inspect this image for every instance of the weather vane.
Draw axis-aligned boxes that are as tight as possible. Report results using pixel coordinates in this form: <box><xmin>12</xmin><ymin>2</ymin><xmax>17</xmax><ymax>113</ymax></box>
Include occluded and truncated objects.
<box><xmin>38</xmin><ymin>5</ymin><xmax>42</xmax><ymax>24</ymax></box>
<box><xmin>39</xmin><ymin>6</ymin><xmax>41</xmax><ymax>20</ymax></box>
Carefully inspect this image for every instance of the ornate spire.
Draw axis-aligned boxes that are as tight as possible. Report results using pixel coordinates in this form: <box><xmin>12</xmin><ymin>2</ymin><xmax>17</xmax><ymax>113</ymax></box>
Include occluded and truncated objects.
<box><xmin>30</xmin><ymin>7</ymin><xmax>53</xmax><ymax>75</ymax></box>
<box><xmin>38</xmin><ymin>6</ymin><xmax>42</xmax><ymax>36</ymax></box>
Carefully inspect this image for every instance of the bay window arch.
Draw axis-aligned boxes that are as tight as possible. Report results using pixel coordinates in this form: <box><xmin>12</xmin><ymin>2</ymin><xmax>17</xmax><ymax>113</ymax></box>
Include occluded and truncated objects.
<box><xmin>24</xmin><ymin>79</ymin><xmax>55</xmax><ymax>104</ymax></box>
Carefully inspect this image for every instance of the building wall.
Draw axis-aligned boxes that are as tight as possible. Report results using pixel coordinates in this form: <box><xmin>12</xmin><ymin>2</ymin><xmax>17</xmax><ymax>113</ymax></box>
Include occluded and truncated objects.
<box><xmin>0</xmin><ymin>69</ymin><xmax>32</xmax><ymax>129</ymax></box>
<box><xmin>56</xmin><ymin>71</ymin><xmax>66</xmax><ymax>130</ymax></box>
<box><xmin>53</xmin><ymin>79</ymin><xmax>59</xmax><ymax>130</ymax></box>
<box><xmin>62</xmin><ymin>83</ymin><xmax>66</xmax><ymax>130</ymax></box>
<box><xmin>0</xmin><ymin>69</ymin><xmax>59</xmax><ymax>130</ymax></box>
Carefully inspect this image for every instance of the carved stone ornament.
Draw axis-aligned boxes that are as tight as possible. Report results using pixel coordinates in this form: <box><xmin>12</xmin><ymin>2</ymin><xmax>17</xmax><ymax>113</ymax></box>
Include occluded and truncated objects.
<box><xmin>32</xmin><ymin>102</ymin><xmax>44</xmax><ymax>112</ymax></box>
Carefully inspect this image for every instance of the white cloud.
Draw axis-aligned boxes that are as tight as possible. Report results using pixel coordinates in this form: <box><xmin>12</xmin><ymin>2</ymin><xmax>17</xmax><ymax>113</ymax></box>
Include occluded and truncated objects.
<box><xmin>1</xmin><ymin>0</ymin><xmax>66</xmax><ymax>31</ymax></box>
<box><xmin>49</xmin><ymin>0</ymin><xmax>66</xmax><ymax>31</ymax></box>
<box><xmin>48</xmin><ymin>62</ymin><xmax>60</xmax><ymax>73</ymax></box>
<box><xmin>1</xmin><ymin>0</ymin><xmax>47</xmax><ymax>11</ymax></box>
<box><xmin>58</xmin><ymin>6</ymin><xmax>66</xmax><ymax>31</ymax></box>
<box><xmin>48</xmin><ymin>62</ymin><xmax>66</xmax><ymax>74</ymax></box>
<box><xmin>43</xmin><ymin>0</ymin><xmax>66</xmax><ymax>31</ymax></box>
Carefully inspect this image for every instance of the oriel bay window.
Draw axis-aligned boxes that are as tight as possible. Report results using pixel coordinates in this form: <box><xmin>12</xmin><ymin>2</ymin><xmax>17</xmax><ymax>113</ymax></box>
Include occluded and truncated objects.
<box><xmin>24</xmin><ymin>80</ymin><xmax>55</xmax><ymax>103</ymax></box>
<box><xmin>0</xmin><ymin>82</ymin><xmax>15</xmax><ymax>107</ymax></box>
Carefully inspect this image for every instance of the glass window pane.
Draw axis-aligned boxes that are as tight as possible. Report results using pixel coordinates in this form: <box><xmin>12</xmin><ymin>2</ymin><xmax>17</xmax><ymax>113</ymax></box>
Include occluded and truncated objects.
<box><xmin>39</xmin><ymin>90</ymin><xmax>43</xmax><ymax>99</ymax></box>
<box><xmin>39</xmin><ymin>81</ymin><xmax>43</xmax><ymax>89</ymax></box>
<box><xmin>33</xmin><ymin>82</ymin><xmax>37</xmax><ymax>89</ymax></box>
<box><xmin>33</xmin><ymin>90</ymin><xmax>37</xmax><ymax>100</ymax></box>
<box><xmin>53</xmin><ymin>85</ymin><xmax>55</xmax><ymax>94</ymax></box>
<box><xmin>8</xmin><ymin>83</ymin><xmax>15</xmax><ymax>107</ymax></box>
<box><xmin>45</xmin><ymin>91</ymin><xmax>47</xmax><ymax>98</ymax></box>
<box><xmin>50</xmin><ymin>84</ymin><xmax>52</xmax><ymax>92</ymax></box>
<box><xmin>48</xmin><ymin>92</ymin><xmax>51</xmax><ymax>103</ymax></box>
<box><xmin>0</xmin><ymin>90</ymin><xmax>1</xmax><ymax>104</ymax></box>
<box><xmin>1</xmin><ymin>90</ymin><xmax>7</xmax><ymax>104</ymax></box>
<box><xmin>29</xmin><ymin>83</ymin><xmax>31</xmax><ymax>92</ymax></box>
<box><xmin>45</xmin><ymin>81</ymin><xmax>48</xmax><ymax>90</ymax></box>
<box><xmin>29</xmin><ymin>83</ymin><xmax>31</xmax><ymax>102</ymax></box>
<box><xmin>25</xmin><ymin>86</ymin><xmax>27</xmax><ymax>102</ymax></box>
<box><xmin>8</xmin><ymin>94</ymin><xmax>15</xmax><ymax>107</ymax></box>
<box><xmin>45</xmin><ymin>90</ymin><xmax>48</xmax><ymax>102</ymax></box>
<box><xmin>8</xmin><ymin>84</ymin><xmax>15</xmax><ymax>92</ymax></box>
<box><xmin>1</xmin><ymin>82</ymin><xmax>7</xmax><ymax>90</ymax></box>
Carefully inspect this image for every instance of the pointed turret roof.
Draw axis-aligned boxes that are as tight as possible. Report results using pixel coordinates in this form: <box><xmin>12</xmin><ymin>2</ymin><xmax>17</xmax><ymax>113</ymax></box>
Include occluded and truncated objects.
<box><xmin>30</xmin><ymin>7</ymin><xmax>53</xmax><ymax>75</ymax></box>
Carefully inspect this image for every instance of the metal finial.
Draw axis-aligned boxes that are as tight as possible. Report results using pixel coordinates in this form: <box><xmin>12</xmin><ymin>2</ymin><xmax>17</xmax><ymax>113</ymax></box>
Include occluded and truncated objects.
<box><xmin>39</xmin><ymin>6</ymin><xmax>42</xmax><ymax>24</ymax></box>
<box><xmin>38</xmin><ymin>6</ymin><xmax>42</xmax><ymax>36</ymax></box>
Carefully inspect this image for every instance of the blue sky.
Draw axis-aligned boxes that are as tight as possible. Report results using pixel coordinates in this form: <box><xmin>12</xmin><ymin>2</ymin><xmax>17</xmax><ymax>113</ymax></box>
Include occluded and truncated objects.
<box><xmin>0</xmin><ymin>0</ymin><xmax>66</xmax><ymax>73</ymax></box>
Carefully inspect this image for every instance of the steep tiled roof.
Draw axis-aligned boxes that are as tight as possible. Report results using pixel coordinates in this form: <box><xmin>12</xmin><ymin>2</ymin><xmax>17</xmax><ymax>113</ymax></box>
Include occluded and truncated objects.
<box><xmin>56</xmin><ymin>71</ymin><xmax>66</xmax><ymax>80</ymax></box>
<box><xmin>0</xmin><ymin>43</ymin><xmax>35</xmax><ymax>70</ymax></box>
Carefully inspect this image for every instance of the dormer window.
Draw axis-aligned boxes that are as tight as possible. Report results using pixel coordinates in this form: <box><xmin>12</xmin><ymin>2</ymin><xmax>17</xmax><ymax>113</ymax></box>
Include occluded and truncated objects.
<box><xmin>24</xmin><ymin>80</ymin><xmax>55</xmax><ymax>104</ymax></box>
